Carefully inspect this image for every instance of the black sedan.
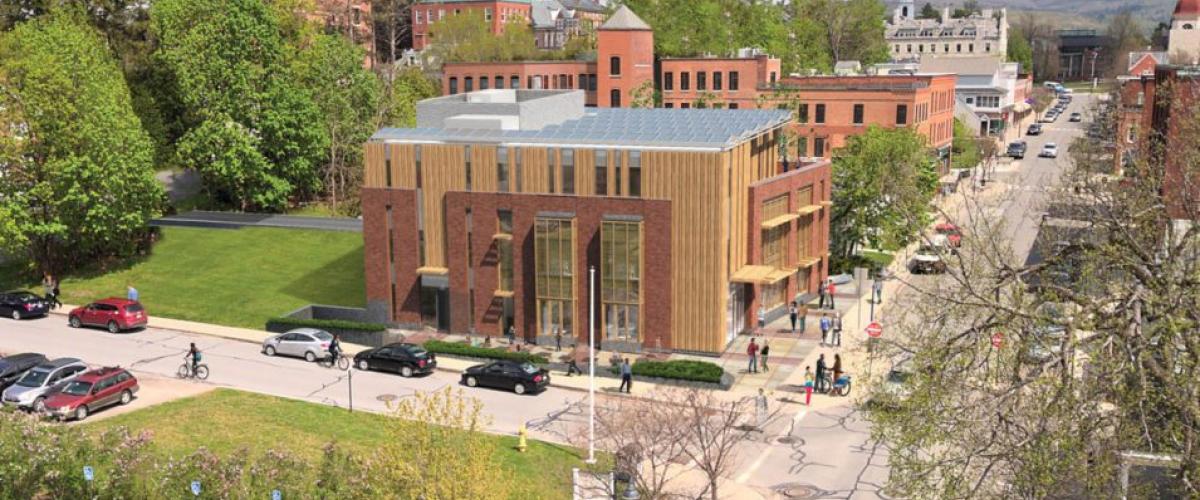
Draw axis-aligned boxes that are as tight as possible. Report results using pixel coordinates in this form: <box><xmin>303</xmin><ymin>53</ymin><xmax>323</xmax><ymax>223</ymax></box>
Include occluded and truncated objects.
<box><xmin>354</xmin><ymin>342</ymin><xmax>436</xmax><ymax>377</ymax></box>
<box><xmin>461</xmin><ymin>360</ymin><xmax>549</xmax><ymax>395</ymax></box>
<box><xmin>0</xmin><ymin>291</ymin><xmax>50</xmax><ymax>320</ymax></box>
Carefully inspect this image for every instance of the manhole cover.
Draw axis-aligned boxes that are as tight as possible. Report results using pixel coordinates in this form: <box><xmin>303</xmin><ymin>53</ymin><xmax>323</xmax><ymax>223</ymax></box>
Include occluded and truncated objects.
<box><xmin>774</xmin><ymin>483</ymin><xmax>826</xmax><ymax>499</ymax></box>
<box><xmin>776</xmin><ymin>436</ymin><xmax>796</xmax><ymax>444</ymax></box>
<box><xmin>376</xmin><ymin>394</ymin><xmax>399</xmax><ymax>402</ymax></box>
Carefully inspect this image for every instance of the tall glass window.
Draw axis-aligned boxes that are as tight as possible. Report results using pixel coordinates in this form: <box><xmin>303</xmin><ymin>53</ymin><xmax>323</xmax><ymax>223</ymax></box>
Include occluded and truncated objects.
<box><xmin>602</xmin><ymin>221</ymin><xmax>641</xmax><ymax>341</ymax></box>
<box><xmin>628</xmin><ymin>151</ymin><xmax>641</xmax><ymax>197</ymax></box>
<box><xmin>497</xmin><ymin>148</ymin><xmax>509</xmax><ymax>192</ymax></box>
<box><xmin>614</xmin><ymin>152</ymin><xmax>623</xmax><ymax>196</ymax></box>
<box><xmin>535</xmin><ymin>218</ymin><xmax>574</xmax><ymax>339</ymax></box>
<box><xmin>498</xmin><ymin>210</ymin><xmax>514</xmax><ymax>292</ymax></box>
<box><xmin>595</xmin><ymin>150</ymin><xmax>608</xmax><ymax>195</ymax></box>
<box><xmin>562</xmin><ymin>149</ymin><xmax>575</xmax><ymax>194</ymax></box>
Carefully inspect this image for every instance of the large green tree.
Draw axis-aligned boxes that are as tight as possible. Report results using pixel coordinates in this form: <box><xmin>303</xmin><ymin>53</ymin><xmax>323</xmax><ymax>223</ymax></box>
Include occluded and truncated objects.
<box><xmin>0</xmin><ymin>11</ymin><xmax>162</xmax><ymax>272</ymax></box>
<box><xmin>425</xmin><ymin>11</ymin><xmax>536</xmax><ymax>64</ymax></box>
<box><xmin>1008</xmin><ymin>27</ymin><xmax>1035</xmax><ymax>75</ymax></box>
<box><xmin>152</xmin><ymin>0</ymin><xmax>326</xmax><ymax>211</ymax></box>
<box><xmin>829</xmin><ymin>126</ymin><xmax>938</xmax><ymax>266</ymax></box>
<box><xmin>794</xmin><ymin>0</ymin><xmax>890</xmax><ymax>69</ymax></box>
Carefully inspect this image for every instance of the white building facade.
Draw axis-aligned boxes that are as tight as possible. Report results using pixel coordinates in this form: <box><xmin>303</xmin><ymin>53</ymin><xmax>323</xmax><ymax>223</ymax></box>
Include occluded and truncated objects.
<box><xmin>886</xmin><ymin>0</ymin><xmax>1008</xmax><ymax>63</ymax></box>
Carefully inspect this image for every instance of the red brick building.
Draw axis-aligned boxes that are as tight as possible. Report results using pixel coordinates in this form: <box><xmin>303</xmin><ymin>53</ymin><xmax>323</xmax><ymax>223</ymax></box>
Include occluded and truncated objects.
<box><xmin>659</xmin><ymin>53</ymin><xmax>781</xmax><ymax>109</ymax></box>
<box><xmin>307</xmin><ymin>0</ymin><xmax>374</xmax><ymax>66</ymax></box>
<box><xmin>412</xmin><ymin>0</ymin><xmax>532</xmax><ymax>50</ymax></box>
<box><xmin>360</xmin><ymin>89</ymin><xmax>831</xmax><ymax>353</ymax></box>
<box><xmin>1117</xmin><ymin>65</ymin><xmax>1200</xmax><ymax>220</ymax></box>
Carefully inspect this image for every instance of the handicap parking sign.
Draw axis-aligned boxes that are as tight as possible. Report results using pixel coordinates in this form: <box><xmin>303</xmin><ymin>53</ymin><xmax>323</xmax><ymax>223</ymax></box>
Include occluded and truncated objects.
<box><xmin>191</xmin><ymin>480</ymin><xmax>201</xmax><ymax>496</ymax></box>
<box><xmin>83</xmin><ymin>466</ymin><xmax>94</xmax><ymax>482</ymax></box>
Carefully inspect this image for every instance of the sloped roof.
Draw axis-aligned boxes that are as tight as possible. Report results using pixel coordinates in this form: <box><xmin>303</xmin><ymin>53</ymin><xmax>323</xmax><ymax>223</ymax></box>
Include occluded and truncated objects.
<box><xmin>559</xmin><ymin>0</ymin><xmax>605</xmax><ymax>13</ymax></box>
<box><xmin>531</xmin><ymin>0</ymin><xmax>564</xmax><ymax>28</ymax></box>
<box><xmin>918</xmin><ymin>55</ymin><xmax>1003</xmax><ymax>76</ymax></box>
<box><xmin>599</xmin><ymin>5</ymin><xmax>650</xmax><ymax>30</ymax></box>
<box><xmin>1128</xmin><ymin>51</ymin><xmax>1168</xmax><ymax>72</ymax></box>
<box><xmin>1177</xmin><ymin>0</ymin><xmax>1200</xmax><ymax>16</ymax></box>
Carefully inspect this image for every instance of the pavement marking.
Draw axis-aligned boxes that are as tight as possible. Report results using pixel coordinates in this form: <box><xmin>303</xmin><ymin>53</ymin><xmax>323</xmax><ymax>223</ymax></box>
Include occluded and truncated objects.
<box><xmin>735</xmin><ymin>409</ymin><xmax>808</xmax><ymax>484</ymax></box>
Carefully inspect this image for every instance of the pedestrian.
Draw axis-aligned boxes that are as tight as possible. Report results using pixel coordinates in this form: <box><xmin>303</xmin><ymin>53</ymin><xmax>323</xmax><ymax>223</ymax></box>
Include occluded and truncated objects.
<box><xmin>760</xmin><ymin>340</ymin><xmax>770</xmax><ymax>372</ymax></box>
<box><xmin>757</xmin><ymin>305</ymin><xmax>766</xmax><ymax>332</ymax></box>
<box><xmin>815</xmin><ymin>354</ymin><xmax>828</xmax><ymax>393</ymax></box>
<box><xmin>819</xmin><ymin>315</ymin><xmax>832</xmax><ymax>346</ymax></box>
<box><xmin>832</xmin><ymin>313</ymin><xmax>843</xmax><ymax>347</ymax></box>
<box><xmin>803</xmin><ymin>366</ymin><xmax>814</xmax><ymax>405</ymax></box>
<box><xmin>798</xmin><ymin>303</ymin><xmax>808</xmax><ymax>334</ymax></box>
<box><xmin>827</xmin><ymin>280</ymin><xmax>837</xmax><ymax>309</ymax></box>
<box><xmin>42</xmin><ymin>273</ymin><xmax>61</xmax><ymax>310</ymax></box>
<box><xmin>126</xmin><ymin>282</ymin><xmax>139</xmax><ymax>302</ymax></box>
<box><xmin>507</xmin><ymin>324</ymin><xmax>516</xmax><ymax>344</ymax></box>
<box><xmin>618</xmin><ymin>357</ymin><xmax>633</xmax><ymax>393</ymax></box>
<box><xmin>51</xmin><ymin>279</ymin><xmax>61</xmax><ymax>310</ymax></box>
<box><xmin>755</xmin><ymin>388</ymin><xmax>769</xmax><ymax>431</ymax></box>
<box><xmin>746</xmin><ymin>337</ymin><xmax>760</xmax><ymax>373</ymax></box>
<box><xmin>817</xmin><ymin>280</ymin><xmax>828</xmax><ymax>309</ymax></box>
<box><xmin>566</xmin><ymin>356</ymin><xmax>582</xmax><ymax>376</ymax></box>
<box><xmin>789</xmin><ymin>301</ymin><xmax>798</xmax><ymax>333</ymax></box>
<box><xmin>873</xmin><ymin>276</ymin><xmax>884</xmax><ymax>304</ymax></box>
<box><xmin>832</xmin><ymin>354</ymin><xmax>843</xmax><ymax>389</ymax></box>
<box><xmin>554</xmin><ymin>327</ymin><xmax>562</xmax><ymax>352</ymax></box>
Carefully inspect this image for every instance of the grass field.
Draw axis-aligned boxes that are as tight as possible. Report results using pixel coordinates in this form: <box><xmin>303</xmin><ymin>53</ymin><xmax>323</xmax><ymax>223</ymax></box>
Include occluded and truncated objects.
<box><xmin>1</xmin><ymin>226</ymin><xmax>365</xmax><ymax>329</ymax></box>
<box><xmin>88</xmin><ymin>389</ymin><xmax>590</xmax><ymax>499</ymax></box>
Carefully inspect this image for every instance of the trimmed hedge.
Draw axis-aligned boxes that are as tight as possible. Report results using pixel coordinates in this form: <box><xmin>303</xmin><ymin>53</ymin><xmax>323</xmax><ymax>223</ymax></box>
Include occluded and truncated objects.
<box><xmin>266</xmin><ymin>317</ymin><xmax>388</xmax><ymax>332</ymax></box>
<box><xmin>423</xmin><ymin>340</ymin><xmax>549</xmax><ymax>364</ymax></box>
<box><xmin>613</xmin><ymin>359</ymin><xmax>725</xmax><ymax>384</ymax></box>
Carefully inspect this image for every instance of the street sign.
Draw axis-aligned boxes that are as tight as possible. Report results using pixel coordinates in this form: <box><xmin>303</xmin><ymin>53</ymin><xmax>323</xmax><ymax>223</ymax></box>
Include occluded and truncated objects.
<box><xmin>865</xmin><ymin>322</ymin><xmax>883</xmax><ymax>338</ymax></box>
<box><xmin>191</xmin><ymin>480</ymin><xmax>202</xmax><ymax>496</ymax></box>
<box><xmin>991</xmin><ymin>332</ymin><xmax>1003</xmax><ymax>349</ymax></box>
<box><xmin>83</xmin><ymin>466</ymin><xmax>94</xmax><ymax>482</ymax></box>
<box><xmin>272</xmin><ymin>490</ymin><xmax>282</xmax><ymax>500</ymax></box>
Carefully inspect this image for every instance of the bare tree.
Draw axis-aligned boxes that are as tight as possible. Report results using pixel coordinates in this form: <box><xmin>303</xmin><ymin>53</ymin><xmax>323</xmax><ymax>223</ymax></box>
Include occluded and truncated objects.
<box><xmin>589</xmin><ymin>394</ymin><xmax>692</xmax><ymax>499</ymax></box>
<box><xmin>673</xmin><ymin>389</ymin><xmax>750</xmax><ymax>500</ymax></box>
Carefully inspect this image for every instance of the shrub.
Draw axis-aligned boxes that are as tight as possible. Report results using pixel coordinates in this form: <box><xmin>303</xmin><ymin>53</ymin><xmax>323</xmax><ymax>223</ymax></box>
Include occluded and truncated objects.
<box><xmin>613</xmin><ymin>359</ymin><xmax>725</xmax><ymax>384</ymax></box>
<box><xmin>423</xmin><ymin>340</ymin><xmax>548</xmax><ymax>364</ymax></box>
<box><xmin>265</xmin><ymin>317</ymin><xmax>387</xmax><ymax>332</ymax></box>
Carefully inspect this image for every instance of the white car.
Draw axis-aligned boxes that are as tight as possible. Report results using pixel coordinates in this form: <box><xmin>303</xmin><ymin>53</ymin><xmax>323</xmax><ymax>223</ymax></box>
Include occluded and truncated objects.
<box><xmin>1039</xmin><ymin>143</ymin><xmax>1059</xmax><ymax>158</ymax></box>
<box><xmin>262</xmin><ymin>327</ymin><xmax>336</xmax><ymax>362</ymax></box>
<box><xmin>909</xmin><ymin>235</ymin><xmax>951</xmax><ymax>274</ymax></box>
<box><xmin>1</xmin><ymin>358</ymin><xmax>88</xmax><ymax>412</ymax></box>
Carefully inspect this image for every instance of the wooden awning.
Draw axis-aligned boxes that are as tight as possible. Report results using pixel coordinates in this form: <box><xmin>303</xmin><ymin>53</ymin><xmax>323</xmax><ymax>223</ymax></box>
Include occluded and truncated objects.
<box><xmin>761</xmin><ymin>213</ymin><xmax>799</xmax><ymax>229</ymax></box>
<box><xmin>416</xmin><ymin>266</ymin><xmax>449</xmax><ymax>276</ymax></box>
<box><xmin>796</xmin><ymin>204</ymin><xmax>822</xmax><ymax>216</ymax></box>
<box><xmin>731</xmin><ymin>265</ymin><xmax>791</xmax><ymax>285</ymax></box>
<box><xmin>796</xmin><ymin>256</ymin><xmax>822</xmax><ymax>268</ymax></box>
<box><xmin>493</xmin><ymin>290</ymin><xmax>515</xmax><ymax>298</ymax></box>
<box><xmin>820</xmin><ymin>200</ymin><xmax>833</xmax><ymax>207</ymax></box>
<box><xmin>492</xmin><ymin>233</ymin><xmax>513</xmax><ymax>241</ymax></box>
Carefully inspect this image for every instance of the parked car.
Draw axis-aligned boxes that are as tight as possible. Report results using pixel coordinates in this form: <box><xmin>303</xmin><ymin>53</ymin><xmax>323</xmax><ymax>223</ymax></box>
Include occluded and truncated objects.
<box><xmin>935</xmin><ymin>223</ymin><xmax>964</xmax><ymax>247</ymax></box>
<box><xmin>1040</xmin><ymin>143</ymin><xmax>1059</xmax><ymax>158</ymax></box>
<box><xmin>354</xmin><ymin>342</ymin><xmax>437</xmax><ymax>377</ymax></box>
<box><xmin>1027</xmin><ymin>123</ymin><xmax>1043</xmax><ymax>135</ymax></box>
<box><xmin>1007</xmin><ymin>140</ymin><xmax>1027</xmax><ymax>159</ymax></box>
<box><xmin>0</xmin><ymin>353</ymin><xmax>49</xmax><ymax>391</ymax></box>
<box><xmin>0</xmin><ymin>290</ymin><xmax>50</xmax><ymax>320</ymax></box>
<box><xmin>1040</xmin><ymin>114</ymin><xmax>1055</xmax><ymax>124</ymax></box>
<box><xmin>1069</xmin><ymin>113</ymin><xmax>1082</xmax><ymax>122</ymax></box>
<box><xmin>869</xmin><ymin>359</ymin><xmax>913</xmax><ymax>409</ymax></box>
<box><xmin>262</xmin><ymin>328</ymin><xmax>335</xmax><ymax>362</ymax></box>
<box><xmin>909</xmin><ymin>235</ymin><xmax>950</xmax><ymax>274</ymax></box>
<box><xmin>68</xmin><ymin>298</ymin><xmax>148</xmax><ymax>333</ymax></box>
<box><xmin>461</xmin><ymin>360</ymin><xmax>550</xmax><ymax>395</ymax></box>
<box><xmin>2</xmin><ymin>358</ymin><xmax>88</xmax><ymax>412</ymax></box>
<box><xmin>42</xmin><ymin>366</ymin><xmax>138</xmax><ymax>421</ymax></box>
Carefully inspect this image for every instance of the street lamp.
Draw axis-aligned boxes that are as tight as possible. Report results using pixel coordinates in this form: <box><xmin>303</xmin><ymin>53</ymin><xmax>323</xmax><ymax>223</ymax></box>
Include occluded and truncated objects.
<box><xmin>586</xmin><ymin>265</ymin><xmax>596</xmax><ymax>464</ymax></box>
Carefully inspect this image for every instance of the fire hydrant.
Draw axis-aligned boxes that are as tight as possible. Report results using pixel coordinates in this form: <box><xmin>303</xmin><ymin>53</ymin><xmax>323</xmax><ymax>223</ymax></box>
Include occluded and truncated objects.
<box><xmin>517</xmin><ymin>424</ymin><xmax>528</xmax><ymax>453</ymax></box>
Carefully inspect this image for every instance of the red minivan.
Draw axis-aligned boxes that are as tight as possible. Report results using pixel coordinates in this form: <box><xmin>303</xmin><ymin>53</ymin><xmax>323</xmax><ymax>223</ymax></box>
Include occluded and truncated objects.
<box><xmin>68</xmin><ymin>298</ymin><xmax>148</xmax><ymax>333</ymax></box>
<box><xmin>43</xmin><ymin>367</ymin><xmax>138</xmax><ymax>421</ymax></box>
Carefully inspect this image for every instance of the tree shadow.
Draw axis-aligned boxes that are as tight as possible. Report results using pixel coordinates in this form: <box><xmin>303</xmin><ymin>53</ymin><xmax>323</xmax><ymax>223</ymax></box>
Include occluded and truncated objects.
<box><xmin>279</xmin><ymin>245</ymin><xmax>366</xmax><ymax>307</ymax></box>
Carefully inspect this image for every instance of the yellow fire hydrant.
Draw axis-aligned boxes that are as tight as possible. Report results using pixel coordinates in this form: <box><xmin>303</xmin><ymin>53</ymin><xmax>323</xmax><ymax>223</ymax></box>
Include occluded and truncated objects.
<box><xmin>517</xmin><ymin>424</ymin><xmax>528</xmax><ymax>453</ymax></box>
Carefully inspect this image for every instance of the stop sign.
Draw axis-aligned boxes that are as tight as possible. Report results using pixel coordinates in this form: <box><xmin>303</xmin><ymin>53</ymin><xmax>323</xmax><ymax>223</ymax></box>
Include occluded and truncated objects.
<box><xmin>865</xmin><ymin>322</ymin><xmax>883</xmax><ymax>338</ymax></box>
<box><xmin>991</xmin><ymin>332</ymin><xmax>1003</xmax><ymax>348</ymax></box>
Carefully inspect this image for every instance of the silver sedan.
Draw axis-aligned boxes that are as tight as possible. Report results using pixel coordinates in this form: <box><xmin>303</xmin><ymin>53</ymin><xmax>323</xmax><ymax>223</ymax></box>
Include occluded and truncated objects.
<box><xmin>261</xmin><ymin>328</ymin><xmax>335</xmax><ymax>362</ymax></box>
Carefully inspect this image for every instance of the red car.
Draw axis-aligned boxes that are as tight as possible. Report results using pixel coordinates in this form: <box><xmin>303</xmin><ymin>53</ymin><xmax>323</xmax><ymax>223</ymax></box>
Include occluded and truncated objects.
<box><xmin>42</xmin><ymin>367</ymin><xmax>138</xmax><ymax>421</ymax></box>
<box><xmin>935</xmin><ymin>223</ymin><xmax>963</xmax><ymax>247</ymax></box>
<box><xmin>68</xmin><ymin>298</ymin><xmax>148</xmax><ymax>333</ymax></box>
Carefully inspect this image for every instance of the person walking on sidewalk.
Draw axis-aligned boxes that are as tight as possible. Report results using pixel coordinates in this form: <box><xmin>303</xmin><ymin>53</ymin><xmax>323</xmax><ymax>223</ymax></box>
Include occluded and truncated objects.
<box><xmin>827</xmin><ymin>280</ymin><xmax>837</xmax><ymax>309</ymax></box>
<box><xmin>803</xmin><ymin>366</ymin><xmax>815</xmax><ymax>404</ymax></box>
<box><xmin>789</xmin><ymin>302</ymin><xmax>798</xmax><ymax>333</ymax></box>
<box><xmin>819</xmin><ymin>315</ymin><xmax>832</xmax><ymax>346</ymax></box>
<box><xmin>126</xmin><ymin>282</ymin><xmax>139</xmax><ymax>302</ymax></box>
<box><xmin>798</xmin><ymin>303</ymin><xmax>808</xmax><ymax>334</ymax></box>
<box><xmin>757</xmin><ymin>305</ymin><xmax>767</xmax><ymax>332</ymax></box>
<box><xmin>832</xmin><ymin>313</ymin><xmax>843</xmax><ymax>347</ymax></box>
<box><xmin>747</xmin><ymin>338</ymin><xmax>760</xmax><ymax>373</ymax></box>
<box><xmin>873</xmin><ymin>276</ymin><xmax>884</xmax><ymax>304</ymax></box>
<box><xmin>832</xmin><ymin>354</ymin><xmax>844</xmax><ymax>388</ymax></box>
<box><xmin>815</xmin><ymin>354</ymin><xmax>828</xmax><ymax>392</ymax></box>
<box><xmin>760</xmin><ymin>341</ymin><xmax>771</xmax><ymax>372</ymax></box>
<box><xmin>554</xmin><ymin>327</ymin><xmax>562</xmax><ymax>352</ymax></box>
<box><xmin>817</xmin><ymin>280</ymin><xmax>828</xmax><ymax>309</ymax></box>
<box><xmin>755</xmin><ymin>388</ymin><xmax>769</xmax><ymax>431</ymax></box>
<box><xmin>618</xmin><ymin>358</ymin><xmax>633</xmax><ymax>393</ymax></box>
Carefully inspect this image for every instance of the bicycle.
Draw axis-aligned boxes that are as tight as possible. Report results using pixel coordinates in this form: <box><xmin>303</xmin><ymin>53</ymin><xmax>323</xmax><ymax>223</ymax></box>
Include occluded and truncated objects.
<box><xmin>322</xmin><ymin>352</ymin><xmax>350</xmax><ymax>371</ymax></box>
<box><xmin>177</xmin><ymin>358</ymin><xmax>209</xmax><ymax>380</ymax></box>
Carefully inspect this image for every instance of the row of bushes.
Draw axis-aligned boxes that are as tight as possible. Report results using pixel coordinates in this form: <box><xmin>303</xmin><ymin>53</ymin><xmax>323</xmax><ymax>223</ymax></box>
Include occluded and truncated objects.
<box><xmin>265</xmin><ymin>317</ymin><xmax>388</xmax><ymax>333</ymax></box>
<box><xmin>614</xmin><ymin>359</ymin><xmax>726</xmax><ymax>384</ymax></box>
<box><xmin>423</xmin><ymin>340</ymin><xmax>549</xmax><ymax>365</ymax></box>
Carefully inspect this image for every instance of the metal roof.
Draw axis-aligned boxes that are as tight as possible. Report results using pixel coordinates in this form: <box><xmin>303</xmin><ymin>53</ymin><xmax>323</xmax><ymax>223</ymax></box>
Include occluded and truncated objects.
<box><xmin>372</xmin><ymin>107</ymin><xmax>791</xmax><ymax>151</ymax></box>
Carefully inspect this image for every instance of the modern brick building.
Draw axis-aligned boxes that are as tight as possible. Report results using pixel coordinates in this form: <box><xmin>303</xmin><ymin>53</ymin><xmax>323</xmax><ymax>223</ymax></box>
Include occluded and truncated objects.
<box><xmin>766</xmin><ymin>74</ymin><xmax>957</xmax><ymax>170</ymax></box>
<box><xmin>360</xmin><ymin>89</ymin><xmax>831</xmax><ymax>353</ymax></box>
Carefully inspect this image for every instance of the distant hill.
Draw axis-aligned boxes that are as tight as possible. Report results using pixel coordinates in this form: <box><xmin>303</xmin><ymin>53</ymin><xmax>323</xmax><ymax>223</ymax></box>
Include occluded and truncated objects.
<box><xmin>885</xmin><ymin>0</ymin><xmax>1176</xmax><ymax>26</ymax></box>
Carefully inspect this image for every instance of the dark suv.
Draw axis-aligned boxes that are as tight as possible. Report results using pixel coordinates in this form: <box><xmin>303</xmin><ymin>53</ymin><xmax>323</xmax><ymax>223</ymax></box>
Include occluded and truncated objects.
<box><xmin>1007</xmin><ymin>141</ymin><xmax>1027</xmax><ymax>159</ymax></box>
<box><xmin>0</xmin><ymin>353</ymin><xmax>50</xmax><ymax>391</ymax></box>
<box><xmin>354</xmin><ymin>343</ymin><xmax>437</xmax><ymax>377</ymax></box>
<box><xmin>43</xmin><ymin>367</ymin><xmax>139</xmax><ymax>421</ymax></box>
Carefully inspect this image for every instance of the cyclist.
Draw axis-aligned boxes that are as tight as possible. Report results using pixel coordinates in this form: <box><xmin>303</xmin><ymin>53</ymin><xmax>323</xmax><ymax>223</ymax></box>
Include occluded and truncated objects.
<box><xmin>187</xmin><ymin>343</ymin><xmax>201</xmax><ymax>376</ymax></box>
<box><xmin>328</xmin><ymin>334</ymin><xmax>342</xmax><ymax>365</ymax></box>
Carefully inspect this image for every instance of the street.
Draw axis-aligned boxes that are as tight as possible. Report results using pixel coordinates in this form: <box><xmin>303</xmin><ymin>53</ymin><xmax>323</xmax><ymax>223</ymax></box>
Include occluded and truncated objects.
<box><xmin>0</xmin><ymin>96</ymin><xmax>1093</xmax><ymax>499</ymax></box>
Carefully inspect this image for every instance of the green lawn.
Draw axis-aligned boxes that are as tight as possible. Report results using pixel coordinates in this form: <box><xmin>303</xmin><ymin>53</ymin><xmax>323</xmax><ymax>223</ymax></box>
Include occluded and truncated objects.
<box><xmin>89</xmin><ymin>389</ymin><xmax>592</xmax><ymax>499</ymax></box>
<box><xmin>2</xmin><ymin>226</ymin><xmax>365</xmax><ymax>329</ymax></box>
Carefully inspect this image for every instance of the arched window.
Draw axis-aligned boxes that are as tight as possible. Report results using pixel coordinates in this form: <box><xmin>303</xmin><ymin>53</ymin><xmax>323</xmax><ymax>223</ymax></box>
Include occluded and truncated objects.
<box><xmin>610</xmin><ymin>56</ymin><xmax>621</xmax><ymax>76</ymax></box>
<box><xmin>610</xmin><ymin>89</ymin><xmax>621</xmax><ymax>107</ymax></box>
